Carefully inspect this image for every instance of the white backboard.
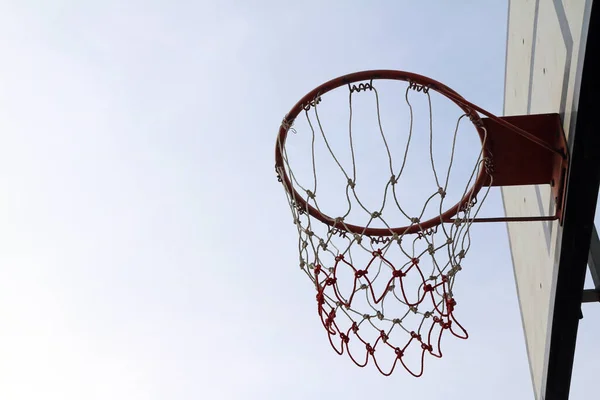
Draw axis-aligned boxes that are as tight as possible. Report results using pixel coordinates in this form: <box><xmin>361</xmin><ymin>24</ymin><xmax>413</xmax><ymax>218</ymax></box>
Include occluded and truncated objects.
<box><xmin>502</xmin><ymin>0</ymin><xmax>593</xmax><ymax>398</ymax></box>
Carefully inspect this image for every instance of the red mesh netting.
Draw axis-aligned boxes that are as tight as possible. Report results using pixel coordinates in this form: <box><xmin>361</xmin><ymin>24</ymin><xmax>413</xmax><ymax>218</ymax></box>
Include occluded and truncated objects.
<box><xmin>313</xmin><ymin>249</ymin><xmax>467</xmax><ymax>377</ymax></box>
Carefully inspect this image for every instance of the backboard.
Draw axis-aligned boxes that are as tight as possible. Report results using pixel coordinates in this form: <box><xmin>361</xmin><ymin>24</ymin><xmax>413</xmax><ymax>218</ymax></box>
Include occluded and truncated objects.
<box><xmin>502</xmin><ymin>1</ymin><xmax>596</xmax><ymax>399</ymax></box>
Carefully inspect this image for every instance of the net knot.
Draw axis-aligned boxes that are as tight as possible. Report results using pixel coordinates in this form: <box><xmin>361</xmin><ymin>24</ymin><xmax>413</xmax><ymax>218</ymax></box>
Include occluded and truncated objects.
<box><xmin>411</xmin><ymin>217</ymin><xmax>420</xmax><ymax>224</ymax></box>
<box><xmin>340</xmin><ymin>333</ymin><xmax>350</xmax><ymax>344</ymax></box>
<box><xmin>389</xmin><ymin>175</ymin><xmax>398</xmax><ymax>185</ymax></box>
<box><xmin>448</xmin><ymin>265</ymin><xmax>462</xmax><ymax>277</ymax></box>
<box><xmin>410</xmin><ymin>331</ymin><xmax>422</xmax><ymax>341</ymax></box>
<box><xmin>393</xmin><ymin>318</ymin><xmax>402</xmax><ymax>325</ymax></box>
<box><xmin>371</xmin><ymin>211</ymin><xmax>381</xmax><ymax>219</ymax></box>
<box><xmin>306</xmin><ymin>190</ymin><xmax>316</xmax><ymax>199</ymax></box>
<box><xmin>334</xmin><ymin>216</ymin><xmax>344</xmax><ymax>225</ymax></box>
<box><xmin>325</xmin><ymin>310</ymin><xmax>336</xmax><ymax>327</ymax></box>
<box><xmin>366</xmin><ymin>343</ymin><xmax>375</xmax><ymax>355</ymax></box>
<box><xmin>313</xmin><ymin>264</ymin><xmax>322</xmax><ymax>273</ymax></box>
<box><xmin>410</xmin><ymin>306</ymin><xmax>418</xmax><ymax>313</ymax></box>
<box><xmin>325</xmin><ymin>277</ymin><xmax>337</xmax><ymax>286</ymax></box>
<box><xmin>319</xmin><ymin>238</ymin><xmax>327</xmax><ymax>250</ymax></box>
<box><xmin>423</xmin><ymin>284</ymin><xmax>433</xmax><ymax>293</ymax></box>
<box><xmin>316</xmin><ymin>292</ymin><xmax>325</xmax><ymax>306</ymax></box>
<box><xmin>395</xmin><ymin>347</ymin><xmax>404</xmax><ymax>358</ymax></box>
<box><xmin>421</xmin><ymin>343</ymin><xmax>433</xmax><ymax>351</ymax></box>
<box><xmin>352</xmin><ymin>322</ymin><xmax>359</xmax><ymax>333</ymax></box>
<box><xmin>335</xmin><ymin>254</ymin><xmax>345</xmax><ymax>262</ymax></box>
<box><xmin>458</xmin><ymin>250</ymin><xmax>466</xmax><ymax>259</ymax></box>
<box><xmin>446</xmin><ymin>297</ymin><xmax>457</xmax><ymax>312</ymax></box>
<box><xmin>376</xmin><ymin>311</ymin><xmax>384</xmax><ymax>320</ymax></box>
<box><xmin>347</xmin><ymin>178</ymin><xmax>356</xmax><ymax>189</ymax></box>
<box><xmin>437</xmin><ymin>187</ymin><xmax>446</xmax><ymax>198</ymax></box>
<box><xmin>353</xmin><ymin>233</ymin><xmax>362</xmax><ymax>244</ymax></box>
<box><xmin>392</xmin><ymin>269</ymin><xmax>406</xmax><ymax>278</ymax></box>
<box><xmin>355</xmin><ymin>270</ymin><xmax>368</xmax><ymax>278</ymax></box>
<box><xmin>372</xmin><ymin>249</ymin><xmax>383</xmax><ymax>257</ymax></box>
<box><xmin>424</xmin><ymin>311</ymin><xmax>432</xmax><ymax>318</ymax></box>
<box><xmin>411</xmin><ymin>257</ymin><xmax>420</xmax><ymax>265</ymax></box>
<box><xmin>441</xmin><ymin>274</ymin><xmax>449</xmax><ymax>283</ymax></box>
<box><xmin>427</xmin><ymin>244</ymin><xmax>435</xmax><ymax>255</ymax></box>
<box><xmin>380</xmin><ymin>330</ymin><xmax>389</xmax><ymax>342</ymax></box>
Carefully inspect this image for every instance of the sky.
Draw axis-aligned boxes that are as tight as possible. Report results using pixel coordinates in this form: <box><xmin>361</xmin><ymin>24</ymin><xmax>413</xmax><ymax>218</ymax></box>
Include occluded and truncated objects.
<box><xmin>0</xmin><ymin>1</ymin><xmax>598</xmax><ymax>399</ymax></box>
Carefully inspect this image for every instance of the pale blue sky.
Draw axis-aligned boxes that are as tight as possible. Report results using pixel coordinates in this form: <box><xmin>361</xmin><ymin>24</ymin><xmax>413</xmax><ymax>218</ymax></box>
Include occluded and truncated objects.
<box><xmin>0</xmin><ymin>1</ymin><xmax>598</xmax><ymax>399</ymax></box>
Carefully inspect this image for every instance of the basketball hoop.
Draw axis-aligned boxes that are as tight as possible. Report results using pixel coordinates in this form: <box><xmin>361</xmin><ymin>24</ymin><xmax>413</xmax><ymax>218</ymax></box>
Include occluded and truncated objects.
<box><xmin>275</xmin><ymin>70</ymin><xmax>568</xmax><ymax>376</ymax></box>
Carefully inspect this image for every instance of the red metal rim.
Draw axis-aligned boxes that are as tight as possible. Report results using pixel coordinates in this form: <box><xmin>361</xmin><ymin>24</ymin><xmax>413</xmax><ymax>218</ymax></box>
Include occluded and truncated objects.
<box><xmin>275</xmin><ymin>70</ymin><xmax>491</xmax><ymax>236</ymax></box>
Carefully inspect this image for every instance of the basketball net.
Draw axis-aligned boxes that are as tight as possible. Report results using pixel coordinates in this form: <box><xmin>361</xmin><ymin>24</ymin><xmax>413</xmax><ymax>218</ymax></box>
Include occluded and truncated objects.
<box><xmin>276</xmin><ymin>77</ymin><xmax>493</xmax><ymax>376</ymax></box>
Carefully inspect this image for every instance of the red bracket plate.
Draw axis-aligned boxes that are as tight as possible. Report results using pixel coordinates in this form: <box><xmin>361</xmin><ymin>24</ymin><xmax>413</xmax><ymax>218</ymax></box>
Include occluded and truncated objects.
<box><xmin>479</xmin><ymin>113</ymin><xmax>569</xmax><ymax>223</ymax></box>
